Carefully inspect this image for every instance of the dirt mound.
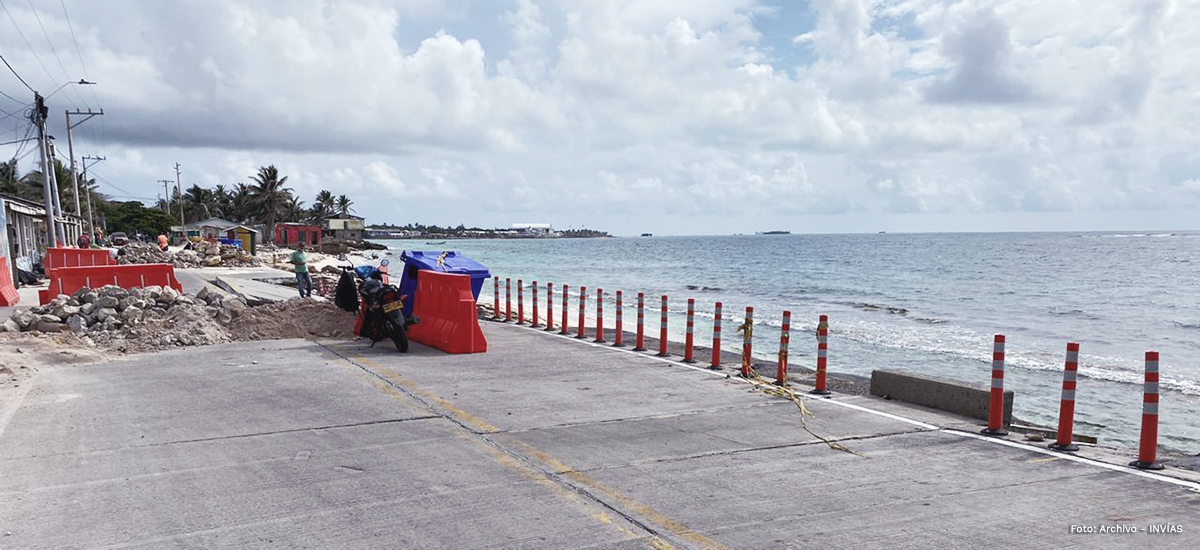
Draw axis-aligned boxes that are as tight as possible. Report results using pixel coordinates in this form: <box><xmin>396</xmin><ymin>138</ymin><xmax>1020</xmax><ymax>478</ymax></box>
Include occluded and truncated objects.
<box><xmin>228</xmin><ymin>299</ymin><xmax>357</xmax><ymax>341</ymax></box>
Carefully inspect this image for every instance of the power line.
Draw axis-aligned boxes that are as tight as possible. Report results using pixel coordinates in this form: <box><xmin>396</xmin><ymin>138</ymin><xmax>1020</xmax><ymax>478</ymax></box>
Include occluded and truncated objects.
<box><xmin>0</xmin><ymin>135</ymin><xmax>35</xmax><ymax>146</ymax></box>
<box><xmin>59</xmin><ymin>0</ymin><xmax>97</xmax><ymax>107</ymax></box>
<box><xmin>0</xmin><ymin>52</ymin><xmax>35</xmax><ymax>93</ymax></box>
<box><xmin>0</xmin><ymin>1</ymin><xmax>58</xmax><ymax>90</ymax></box>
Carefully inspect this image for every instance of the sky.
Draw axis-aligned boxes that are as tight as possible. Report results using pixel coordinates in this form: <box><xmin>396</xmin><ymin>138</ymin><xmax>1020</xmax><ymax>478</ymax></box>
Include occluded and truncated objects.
<box><xmin>2</xmin><ymin>0</ymin><xmax>1199</xmax><ymax>236</ymax></box>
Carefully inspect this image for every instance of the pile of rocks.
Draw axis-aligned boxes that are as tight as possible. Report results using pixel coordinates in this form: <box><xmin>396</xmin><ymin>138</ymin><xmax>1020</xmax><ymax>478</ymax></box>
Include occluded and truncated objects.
<box><xmin>120</xmin><ymin>242</ymin><xmax>262</xmax><ymax>268</ymax></box>
<box><xmin>3</xmin><ymin>285</ymin><xmax>247</xmax><ymax>337</ymax></box>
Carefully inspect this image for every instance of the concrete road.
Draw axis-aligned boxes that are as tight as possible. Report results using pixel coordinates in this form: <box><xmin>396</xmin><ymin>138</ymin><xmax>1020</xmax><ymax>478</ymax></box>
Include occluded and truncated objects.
<box><xmin>2</xmin><ymin>321</ymin><xmax>1198</xmax><ymax>549</ymax></box>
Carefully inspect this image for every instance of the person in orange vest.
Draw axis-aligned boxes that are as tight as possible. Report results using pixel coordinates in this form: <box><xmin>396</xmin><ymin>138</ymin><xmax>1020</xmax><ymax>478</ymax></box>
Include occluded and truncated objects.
<box><xmin>157</xmin><ymin>234</ymin><xmax>169</xmax><ymax>252</ymax></box>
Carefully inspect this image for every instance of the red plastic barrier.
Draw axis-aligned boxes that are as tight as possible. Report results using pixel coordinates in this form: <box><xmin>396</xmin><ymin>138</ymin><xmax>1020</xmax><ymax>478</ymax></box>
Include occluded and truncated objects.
<box><xmin>44</xmin><ymin>247</ymin><xmax>116</xmax><ymax>274</ymax></box>
<box><xmin>39</xmin><ymin>263</ymin><xmax>184</xmax><ymax>305</ymax></box>
<box><xmin>0</xmin><ymin>256</ymin><xmax>19</xmax><ymax>306</ymax></box>
<box><xmin>407</xmin><ymin>270</ymin><xmax>487</xmax><ymax>354</ymax></box>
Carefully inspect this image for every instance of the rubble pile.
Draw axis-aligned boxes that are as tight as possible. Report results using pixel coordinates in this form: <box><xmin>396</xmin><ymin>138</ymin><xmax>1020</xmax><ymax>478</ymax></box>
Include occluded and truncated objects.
<box><xmin>119</xmin><ymin>241</ymin><xmax>263</xmax><ymax>268</ymax></box>
<box><xmin>3</xmin><ymin>285</ymin><xmax>355</xmax><ymax>354</ymax></box>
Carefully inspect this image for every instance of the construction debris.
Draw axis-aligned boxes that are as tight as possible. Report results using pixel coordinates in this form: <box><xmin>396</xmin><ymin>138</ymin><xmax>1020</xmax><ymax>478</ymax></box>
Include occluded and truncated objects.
<box><xmin>119</xmin><ymin>241</ymin><xmax>263</xmax><ymax>268</ymax></box>
<box><xmin>3</xmin><ymin>284</ymin><xmax>355</xmax><ymax>354</ymax></box>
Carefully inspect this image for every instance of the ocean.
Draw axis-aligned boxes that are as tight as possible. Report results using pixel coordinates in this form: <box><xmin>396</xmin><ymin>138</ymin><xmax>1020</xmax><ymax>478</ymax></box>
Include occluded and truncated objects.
<box><xmin>375</xmin><ymin>232</ymin><xmax>1200</xmax><ymax>454</ymax></box>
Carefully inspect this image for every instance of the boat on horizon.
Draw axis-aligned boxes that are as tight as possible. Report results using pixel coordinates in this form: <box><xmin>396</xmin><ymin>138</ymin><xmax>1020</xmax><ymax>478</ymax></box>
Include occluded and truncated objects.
<box><xmin>640</xmin><ymin>233</ymin><xmax>653</xmax><ymax>237</ymax></box>
<box><xmin>756</xmin><ymin>230</ymin><xmax>790</xmax><ymax>235</ymax></box>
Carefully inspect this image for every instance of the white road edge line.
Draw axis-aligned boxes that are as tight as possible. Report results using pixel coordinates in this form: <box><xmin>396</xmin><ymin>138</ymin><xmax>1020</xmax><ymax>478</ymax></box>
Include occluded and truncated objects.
<box><xmin>501</xmin><ymin>319</ymin><xmax>1200</xmax><ymax>492</ymax></box>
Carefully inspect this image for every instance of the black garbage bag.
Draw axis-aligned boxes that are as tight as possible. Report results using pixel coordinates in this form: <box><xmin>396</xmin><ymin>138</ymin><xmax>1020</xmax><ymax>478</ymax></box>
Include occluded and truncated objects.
<box><xmin>334</xmin><ymin>270</ymin><xmax>359</xmax><ymax>312</ymax></box>
<box><xmin>16</xmin><ymin>267</ymin><xmax>39</xmax><ymax>286</ymax></box>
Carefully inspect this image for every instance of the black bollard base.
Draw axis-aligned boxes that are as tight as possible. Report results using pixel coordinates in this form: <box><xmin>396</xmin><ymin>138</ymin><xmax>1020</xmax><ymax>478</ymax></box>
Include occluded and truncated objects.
<box><xmin>810</xmin><ymin>389</ymin><xmax>831</xmax><ymax>396</ymax></box>
<box><xmin>1129</xmin><ymin>460</ymin><xmax>1165</xmax><ymax>471</ymax></box>
<box><xmin>1048</xmin><ymin>442</ymin><xmax>1079</xmax><ymax>452</ymax></box>
<box><xmin>981</xmin><ymin>427</ymin><xmax>1009</xmax><ymax>437</ymax></box>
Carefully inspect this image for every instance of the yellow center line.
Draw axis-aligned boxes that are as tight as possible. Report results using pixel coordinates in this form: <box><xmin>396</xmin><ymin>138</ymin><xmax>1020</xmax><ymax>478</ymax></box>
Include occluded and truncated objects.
<box><xmin>327</xmin><ymin>343</ymin><xmax>686</xmax><ymax>549</ymax></box>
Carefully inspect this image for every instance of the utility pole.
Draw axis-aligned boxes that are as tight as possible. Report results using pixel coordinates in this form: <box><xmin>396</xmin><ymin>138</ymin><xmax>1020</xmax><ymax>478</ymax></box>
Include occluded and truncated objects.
<box><xmin>174</xmin><ymin>163</ymin><xmax>185</xmax><ymax>235</ymax></box>
<box><xmin>31</xmin><ymin>92</ymin><xmax>57</xmax><ymax>248</ymax></box>
<box><xmin>159</xmin><ymin>179</ymin><xmax>173</xmax><ymax>214</ymax></box>
<box><xmin>82</xmin><ymin>156</ymin><xmax>105</xmax><ymax>237</ymax></box>
<box><xmin>46</xmin><ymin>139</ymin><xmax>68</xmax><ymax>243</ymax></box>
<box><xmin>65</xmin><ymin>108</ymin><xmax>104</xmax><ymax>216</ymax></box>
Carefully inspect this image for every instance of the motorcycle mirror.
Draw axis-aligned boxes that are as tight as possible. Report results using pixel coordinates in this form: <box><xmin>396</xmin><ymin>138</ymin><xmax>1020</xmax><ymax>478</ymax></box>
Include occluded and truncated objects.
<box><xmin>380</xmin><ymin>258</ymin><xmax>390</xmax><ymax>267</ymax></box>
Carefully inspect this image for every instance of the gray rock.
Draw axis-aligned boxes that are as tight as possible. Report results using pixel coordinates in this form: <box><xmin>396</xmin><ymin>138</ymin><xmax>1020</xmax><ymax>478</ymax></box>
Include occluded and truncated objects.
<box><xmin>38</xmin><ymin>314</ymin><xmax>64</xmax><ymax>324</ymax></box>
<box><xmin>71</xmin><ymin>287</ymin><xmax>92</xmax><ymax>301</ymax></box>
<box><xmin>29</xmin><ymin>305</ymin><xmax>47</xmax><ymax>314</ymax></box>
<box><xmin>94</xmin><ymin>296</ymin><xmax>119</xmax><ymax>309</ymax></box>
<box><xmin>215</xmin><ymin>308</ymin><xmax>233</xmax><ymax>325</ymax></box>
<box><xmin>175</xmin><ymin>296</ymin><xmax>195</xmax><ymax>306</ymax></box>
<box><xmin>117</xmin><ymin>297</ymin><xmax>134</xmax><ymax>311</ymax></box>
<box><xmin>159</xmin><ymin>286</ymin><xmax>179</xmax><ymax>304</ymax></box>
<box><xmin>96</xmin><ymin>307</ymin><xmax>118</xmax><ymax>322</ymax></box>
<box><xmin>150</xmin><ymin>307</ymin><xmax>168</xmax><ymax>316</ymax></box>
<box><xmin>36</xmin><ymin>320</ymin><xmax>67</xmax><ymax>333</ymax></box>
<box><xmin>98</xmin><ymin>285</ymin><xmax>128</xmax><ymax>298</ymax></box>
<box><xmin>80</xmin><ymin>291</ymin><xmax>98</xmax><ymax>304</ymax></box>
<box><xmin>67</xmin><ymin>297</ymin><xmax>80</xmax><ymax>307</ymax></box>
<box><xmin>195</xmin><ymin>287</ymin><xmax>211</xmax><ymax>303</ymax></box>
<box><xmin>67</xmin><ymin>315</ymin><xmax>87</xmax><ymax>333</ymax></box>
<box><xmin>121</xmin><ymin>306</ymin><xmax>143</xmax><ymax>323</ymax></box>
<box><xmin>1</xmin><ymin>318</ymin><xmax>19</xmax><ymax>332</ymax></box>
<box><xmin>101</xmin><ymin>316</ymin><xmax>122</xmax><ymax>330</ymax></box>
<box><xmin>60</xmin><ymin>305</ymin><xmax>80</xmax><ymax>317</ymax></box>
<box><xmin>143</xmin><ymin>285</ymin><xmax>163</xmax><ymax>299</ymax></box>
<box><xmin>132</xmin><ymin>299</ymin><xmax>148</xmax><ymax>310</ymax></box>
<box><xmin>13</xmin><ymin>310</ymin><xmax>36</xmax><ymax>330</ymax></box>
<box><xmin>127</xmin><ymin>287</ymin><xmax>144</xmax><ymax>299</ymax></box>
<box><xmin>80</xmin><ymin>302</ymin><xmax>95</xmax><ymax>315</ymax></box>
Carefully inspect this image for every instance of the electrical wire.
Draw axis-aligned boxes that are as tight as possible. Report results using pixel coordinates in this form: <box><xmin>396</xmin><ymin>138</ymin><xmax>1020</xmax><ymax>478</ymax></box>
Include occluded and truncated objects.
<box><xmin>0</xmin><ymin>135</ymin><xmax>36</xmax><ymax>146</ymax></box>
<box><xmin>0</xmin><ymin>52</ymin><xmax>35</xmax><ymax>94</ymax></box>
<box><xmin>26</xmin><ymin>0</ymin><xmax>87</xmax><ymax>108</ymax></box>
<box><xmin>59</xmin><ymin>0</ymin><xmax>97</xmax><ymax>107</ymax></box>
<box><xmin>0</xmin><ymin>0</ymin><xmax>58</xmax><ymax>90</ymax></box>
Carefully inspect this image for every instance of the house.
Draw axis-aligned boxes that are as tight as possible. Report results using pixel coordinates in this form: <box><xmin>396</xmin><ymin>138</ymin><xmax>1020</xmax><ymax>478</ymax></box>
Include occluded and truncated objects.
<box><xmin>327</xmin><ymin>215</ymin><xmax>365</xmax><ymax>241</ymax></box>
<box><xmin>179</xmin><ymin>217</ymin><xmax>260</xmax><ymax>254</ymax></box>
<box><xmin>275</xmin><ymin>222</ymin><xmax>322</xmax><ymax>248</ymax></box>
<box><xmin>2</xmin><ymin>192</ymin><xmax>86</xmax><ymax>272</ymax></box>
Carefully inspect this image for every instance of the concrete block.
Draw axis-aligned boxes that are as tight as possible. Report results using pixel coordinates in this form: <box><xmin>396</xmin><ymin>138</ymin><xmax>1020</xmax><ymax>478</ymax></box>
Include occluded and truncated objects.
<box><xmin>870</xmin><ymin>369</ymin><xmax>1013</xmax><ymax>426</ymax></box>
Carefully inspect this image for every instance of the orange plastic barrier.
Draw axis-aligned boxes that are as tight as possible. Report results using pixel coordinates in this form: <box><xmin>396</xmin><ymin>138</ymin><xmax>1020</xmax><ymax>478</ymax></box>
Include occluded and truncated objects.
<box><xmin>407</xmin><ymin>270</ymin><xmax>487</xmax><ymax>354</ymax></box>
<box><xmin>44</xmin><ymin>247</ymin><xmax>117</xmax><ymax>273</ymax></box>
<box><xmin>39</xmin><ymin>263</ymin><xmax>184</xmax><ymax>305</ymax></box>
<box><xmin>0</xmin><ymin>256</ymin><xmax>19</xmax><ymax>306</ymax></box>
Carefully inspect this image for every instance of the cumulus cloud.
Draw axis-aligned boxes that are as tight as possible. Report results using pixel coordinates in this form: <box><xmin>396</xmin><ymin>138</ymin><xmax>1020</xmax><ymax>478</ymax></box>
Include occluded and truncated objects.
<box><xmin>1</xmin><ymin>0</ymin><xmax>1197</xmax><ymax>235</ymax></box>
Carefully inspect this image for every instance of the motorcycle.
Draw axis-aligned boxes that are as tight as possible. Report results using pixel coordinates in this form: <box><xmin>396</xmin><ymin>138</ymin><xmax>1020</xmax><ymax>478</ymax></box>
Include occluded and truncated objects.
<box><xmin>337</xmin><ymin>257</ymin><xmax>416</xmax><ymax>352</ymax></box>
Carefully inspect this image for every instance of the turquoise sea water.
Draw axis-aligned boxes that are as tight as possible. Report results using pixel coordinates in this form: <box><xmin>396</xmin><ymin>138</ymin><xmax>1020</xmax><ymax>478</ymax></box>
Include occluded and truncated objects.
<box><xmin>376</xmin><ymin>232</ymin><xmax>1200</xmax><ymax>454</ymax></box>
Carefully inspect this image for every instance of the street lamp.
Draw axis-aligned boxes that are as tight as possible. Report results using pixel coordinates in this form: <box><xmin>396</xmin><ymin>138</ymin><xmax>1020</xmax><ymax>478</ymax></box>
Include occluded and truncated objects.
<box><xmin>46</xmin><ymin>78</ymin><xmax>96</xmax><ymax>99</ymax></box>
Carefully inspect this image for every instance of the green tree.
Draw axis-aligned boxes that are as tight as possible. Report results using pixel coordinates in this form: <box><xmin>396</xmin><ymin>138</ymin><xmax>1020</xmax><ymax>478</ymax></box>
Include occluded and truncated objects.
<box><xmin>311</xmin><ymin>189</ymin><xmax>334</xmax><ymax>225</ymax></box>
<box><xmin>183</xmin><ymin>184</ymin><xmax>219</xmax><ymax>221</ymax></box>
<box><xmin>283</xmin><ymin>195</ymin><xmax>306</xmax><ymax>222</ymax></box>
<box><xmin>100</xmin><ymin>201</ymin><xmax>176</xmax><ymax>237</ymax></box>
<box><xmin>335</xmin><ymin>194</ymin><xmax>354</xmax><ymax>217</ymax></box>
<box><xmin>248</xmin><ymin>165</ymin><xmax>292</xmax><ymax>243</ymax></box>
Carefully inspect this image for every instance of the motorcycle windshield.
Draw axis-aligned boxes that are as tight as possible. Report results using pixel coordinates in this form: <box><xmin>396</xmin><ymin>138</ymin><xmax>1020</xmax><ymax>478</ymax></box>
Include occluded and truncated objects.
<box><xmin>354</xmin><ymin>265</ymin><xmax>379</xmax><ymax>279</ymax></box>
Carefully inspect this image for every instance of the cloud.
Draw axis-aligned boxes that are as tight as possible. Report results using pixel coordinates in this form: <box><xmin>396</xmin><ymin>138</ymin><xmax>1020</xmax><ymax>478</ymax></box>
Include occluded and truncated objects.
<box><xmin>2</xmin><ymin>0</ymin><xmax>1199</xmax><ymax>235</ymax></box>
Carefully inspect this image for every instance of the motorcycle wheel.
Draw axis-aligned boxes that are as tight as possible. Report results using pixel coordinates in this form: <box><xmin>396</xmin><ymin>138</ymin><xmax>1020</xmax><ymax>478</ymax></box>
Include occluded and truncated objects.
<box><xmin>390</xmin><ymin>319</ymin><xmax>409</xmax><ymax>353</ymax></box>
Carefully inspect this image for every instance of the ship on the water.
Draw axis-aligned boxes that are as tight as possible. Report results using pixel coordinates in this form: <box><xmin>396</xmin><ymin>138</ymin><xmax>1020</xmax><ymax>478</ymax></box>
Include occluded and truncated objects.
<box><xmin>756</xmin><ymin>230</ymin><xmax>790</xmax><ymax>235</ymax></box>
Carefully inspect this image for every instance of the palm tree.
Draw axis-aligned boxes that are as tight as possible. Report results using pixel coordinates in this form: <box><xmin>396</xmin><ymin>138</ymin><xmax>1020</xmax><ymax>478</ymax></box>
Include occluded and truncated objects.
<box><xmin>335</xmin><ymin>194</ymin><xmax>354</xmax><ymax>217</ymax></box>
<box><xmin>183</xmin><ymin>184</ymin><xmax>218</xmax><ymax>221</ymax></box>
<box><xmin>248</xmin><ymin>165</ymin><xmax>292</xmax><ymax>243</ymax></box>
<box><xmin>0</xmin><ymin>159</ymin><xmax>18</xmax><ymax>194</ymax></box>
<box><xmin>283</xmin><ymin>195</ymin><xmax>307</xmax><ymax>222</ymax></box>
<box><xmin>229</xmin><ymin>183</ymin><xmax>253</xmax><ymax>223</ymax></box>
<box><xmin>311</xmin><ymin>189</ymin><xmax>334</xmax><ymax>225</ymax></box>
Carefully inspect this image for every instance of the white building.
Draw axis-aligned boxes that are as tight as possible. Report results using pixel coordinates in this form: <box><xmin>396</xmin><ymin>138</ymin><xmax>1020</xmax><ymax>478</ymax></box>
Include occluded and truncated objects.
<box><xmin>511</xmin><ymin>223</ymin><xmax>556</xmax><ymax>237</ymax></box>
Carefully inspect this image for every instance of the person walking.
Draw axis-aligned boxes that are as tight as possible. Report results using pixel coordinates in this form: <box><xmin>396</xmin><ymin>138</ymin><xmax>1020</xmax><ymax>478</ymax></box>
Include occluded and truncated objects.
<box><xmin>290</xmin><ymin>247</ymin><xmax>313</xmax><ymax>298</ymax></box>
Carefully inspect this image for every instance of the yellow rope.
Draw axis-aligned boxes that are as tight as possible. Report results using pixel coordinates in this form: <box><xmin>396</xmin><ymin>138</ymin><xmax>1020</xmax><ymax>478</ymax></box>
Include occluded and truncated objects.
<box><xmin>746</xmin><ymin>372</ymin><xmax>868</xmax><ymax>458</ymax></box>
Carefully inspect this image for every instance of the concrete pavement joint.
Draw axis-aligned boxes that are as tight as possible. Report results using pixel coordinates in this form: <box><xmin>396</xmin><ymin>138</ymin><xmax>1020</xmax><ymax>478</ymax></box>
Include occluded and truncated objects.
<box><xmin>0</xmin><ymin>417</ymin><xmax>437</xmax><ymax>463</ymax></box>
<box><xmin>507</xmin><ymin>320</ymin><xmax>1200</xmax><ymax>492</ymax></box>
